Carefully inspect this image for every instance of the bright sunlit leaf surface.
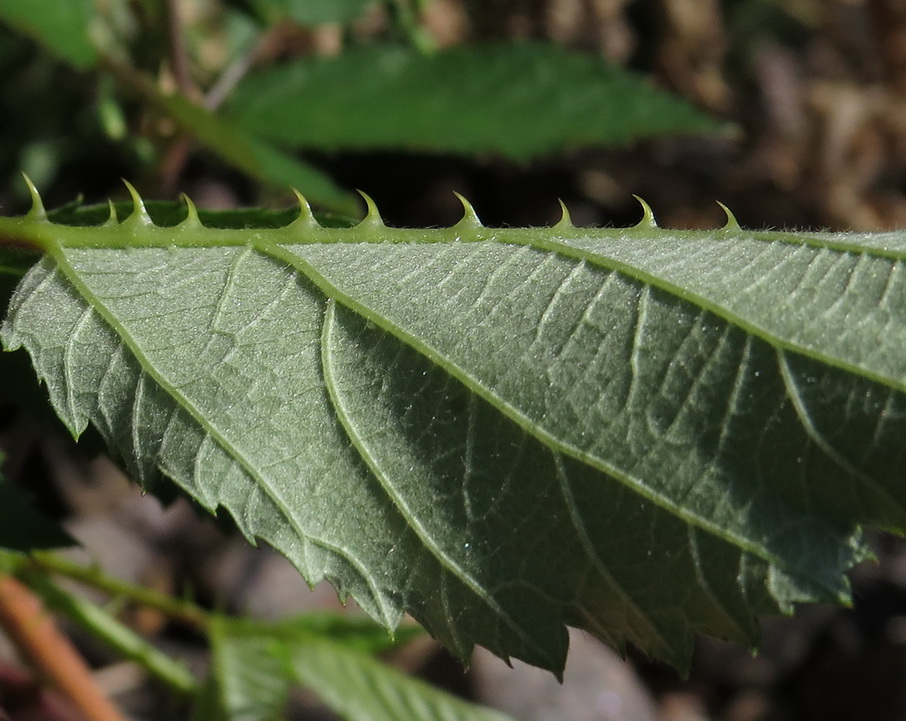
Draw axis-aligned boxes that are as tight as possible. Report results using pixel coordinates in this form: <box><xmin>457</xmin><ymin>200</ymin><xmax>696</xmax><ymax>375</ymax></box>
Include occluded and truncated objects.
<box><xmin>2</xmin><ymin>192</ymin><xmax>904</xmax><ymax>674</ymax></box>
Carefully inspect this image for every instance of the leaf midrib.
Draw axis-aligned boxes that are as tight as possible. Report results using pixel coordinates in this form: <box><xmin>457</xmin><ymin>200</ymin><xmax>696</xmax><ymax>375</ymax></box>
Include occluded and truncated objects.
<box><xmin>24</xmin><ymin>213</ymin><xmax>901</xmax><ymax>391</ymax></box>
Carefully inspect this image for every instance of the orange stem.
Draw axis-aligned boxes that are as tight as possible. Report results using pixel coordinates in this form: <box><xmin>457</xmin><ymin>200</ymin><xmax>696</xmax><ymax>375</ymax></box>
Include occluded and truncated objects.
<box><xmin>0</xmin><ymin>572</ymin><xmax>127</xmax><ymax>721</ymax></box>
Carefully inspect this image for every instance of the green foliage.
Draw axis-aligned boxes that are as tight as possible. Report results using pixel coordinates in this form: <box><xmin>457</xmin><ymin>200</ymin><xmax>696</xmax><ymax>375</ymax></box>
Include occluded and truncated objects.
<box><xmin>194</xmin><ymin>616</ymin><xmax>430</xmax><ymax>721</ymax></box>
<box><xmin>2</xmin><ymin>1</ymin><xmax>890</xmax><ymax>719</ymax></box>
<box><xmin>0</xmin><ymin>0</ymin><xmax>96</xmax><ymax>68</ymax></box>
<box><xmin>290</xmin><ymin>639</ymin><xmax>513</xmax><ymax>721</ymax></box>
<box><xmin>225</xmin><ymin>43</ymin><xmax>723</xmax><ymax>160</ymax></box>
<box><xmin>202</xmin><ymin>615</ymin><xmax>510</xmax><ymax>721</ymax></box>
<box><xmin>147</xmin><ymin>88</ymin><xmax>356</xmax><ymax>213</ymax></box>
<box><xmin>24</xmin><ymin>571</ymin><xmax>199</xmax><ymax>694</ymax></box>
<box><xmin>0</xmin><ymin>0</ymin><xmax>720</xmax><ymax>211</ymax></box>
<box><xmin>1</xmin><ymin>193</ymin><xmax>901</xmax><ymax>675</ymax></box>
<box><xmin>247</xmin><ymin>0</ymin><xmax>378</xmax><ymax>25</ymax></box>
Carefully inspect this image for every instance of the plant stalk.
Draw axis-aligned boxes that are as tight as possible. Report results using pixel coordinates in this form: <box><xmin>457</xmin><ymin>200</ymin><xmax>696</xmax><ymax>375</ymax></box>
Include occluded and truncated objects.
<box><xmin>0</xmin><ymin>572</ymin><xmax>127</xmax><ymax>721</ymax></box>
<box><xmin>26</xmin><ymin>552</ymin><xmax>209</xmax><ymax>631</ymax></box>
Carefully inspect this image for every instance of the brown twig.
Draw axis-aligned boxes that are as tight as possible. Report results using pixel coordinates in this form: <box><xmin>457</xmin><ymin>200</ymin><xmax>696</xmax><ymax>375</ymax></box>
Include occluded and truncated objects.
<box><xmin>0</xmin><ymin>572</ymin><xmax>128</xmax><ymax>721</ymax></box>
<box><xmin>164</xmin><ymin>0</ymin><xmax>197</xmax><ymax>101</ymax></box>
<box><xmin>160</xmin><ymin>0</ymin><xmax>203</xmax><ymax>192</ymax></box>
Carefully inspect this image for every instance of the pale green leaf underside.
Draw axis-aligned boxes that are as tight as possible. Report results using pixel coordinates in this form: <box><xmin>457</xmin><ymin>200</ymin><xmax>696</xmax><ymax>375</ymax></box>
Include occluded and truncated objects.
<box><xmin>2</xmin><ymin>210</ymin><xmax>904</xmax><ymax>674</ymax></box>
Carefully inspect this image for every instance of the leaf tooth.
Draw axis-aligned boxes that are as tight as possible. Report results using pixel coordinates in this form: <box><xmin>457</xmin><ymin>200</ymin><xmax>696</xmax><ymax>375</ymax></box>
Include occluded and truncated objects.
<box><xmin>632</xmin><ymin>195</ymin><xmax>658</xmax><ymax>229</ymax></box>
<box><xmin>452</xmin><ymin>192</ymin><xmax>482</xmax><ymax>229</ymax></box>
<box><xmin>554</xmin><ymin>199</ymin><xmax>573</xmax><ymax>229</ymax></box>
<box><xmin>103</xmin><ymin>200</ymin><xmax>118</xmax><ymax>226</ymax></box>
<box><xmin>356</xmin><ymin>190</ymin><xmax>385</xmax><ymax>228</ymax></box>
<box><xmin>717</xmin><ymin>201</ymin><xmax>741</xmax><ymax>231</ymax></box>
<box><xmin>121</xmin><ymin>180</ymin><xmax>152</xmax><ymax>228</ymax></box>
<box><xmin>21</xmin><ymin>173</ymin><xmax>47</xmax><ymax>221</ymax></box>
<box><xmin>178</xmin><ymin>194</ymin><xmax>202</xmax><ymax>228</ymax></box>
<box><xmin>289</xmin><ymin>188</ymin><xmax>319</xmax><ymax>230</ymax></box>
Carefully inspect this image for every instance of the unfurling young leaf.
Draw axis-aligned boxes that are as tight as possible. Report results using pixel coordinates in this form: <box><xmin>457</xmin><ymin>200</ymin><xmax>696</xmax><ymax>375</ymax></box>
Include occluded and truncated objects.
<box><xmin>1</xmin><ymin>186</ymin><xmax>903</xmax><ymax>675</ymax></box>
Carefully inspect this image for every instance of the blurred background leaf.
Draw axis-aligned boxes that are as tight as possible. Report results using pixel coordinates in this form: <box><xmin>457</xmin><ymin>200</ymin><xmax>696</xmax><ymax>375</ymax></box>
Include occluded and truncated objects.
<box><xmin>200</xmin><ymin>616</ymin><xmax>505</xmax><ymax>721</ymax></box>
<box><xmin>241</xmin><ymin>0</ymin><xmax>378</xmax><ymax>25</ymax></box>
<box><xmin>0</xmin><ymin>0</ymin><xmax>97</xmax><ymax>69</ymax></box>
<box><xmin>225</xmin><ymin>42</ymin><xmax>724</xmax><ymax>160</ymax></box>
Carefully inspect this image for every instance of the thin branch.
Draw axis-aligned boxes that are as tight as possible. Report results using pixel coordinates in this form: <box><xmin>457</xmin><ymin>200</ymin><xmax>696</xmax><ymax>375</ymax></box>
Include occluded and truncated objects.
<box><xmin>26</xmin><ymin>552</ymin><xmax>210</xmax><ymax>632</ymax></box>
<box><xmin>23</xmin><ymin>572</ymin><xmax>199</xmax><ymax>695</ymax></box>
<box><xmin>0</xmin><ymin>572</ymin><xmax>127</xmax><ymax>721</ymax></box>
<box><xmin>204</xmin><ymin>40</ymin><xmax>261</xmax><ymax>111</ymax></box>
<box><xmin>164</xmin><ymin>0</ymin><xmax>197</xmax><ymax>100</ymax></box>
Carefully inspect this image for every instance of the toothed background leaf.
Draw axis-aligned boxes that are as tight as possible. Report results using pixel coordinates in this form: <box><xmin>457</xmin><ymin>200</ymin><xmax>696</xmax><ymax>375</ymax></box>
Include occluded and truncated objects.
<box><xmin>224</xmin><ymin>43</ymin><xmax>724</xmax><ymax>160</ymax></box>
<box><xmin>289</xmin><ymin>639</ymin><xmax>515</xmax><ymax>721</ymax></box>
<box><xmin>2</xmin><ymin>203</ymin><xmax>903</xmax><ymax>675</ymax></box>
<box><xmin>199</xmin><ymin>616</ymin><xmax>512</xmax><ymax>721</ymax></box>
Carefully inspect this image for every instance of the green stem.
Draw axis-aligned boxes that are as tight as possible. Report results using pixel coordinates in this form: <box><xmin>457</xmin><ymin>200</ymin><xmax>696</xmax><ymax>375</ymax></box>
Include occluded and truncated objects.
<box><xmin>22</xmin><ymin>571</ymin><xmax>199</xmax><ymax>695</ymax></box>
<box><xmin>26</xmin><ymin>552</ymin><xmax>210</xmax><ymax>631</ymax></box>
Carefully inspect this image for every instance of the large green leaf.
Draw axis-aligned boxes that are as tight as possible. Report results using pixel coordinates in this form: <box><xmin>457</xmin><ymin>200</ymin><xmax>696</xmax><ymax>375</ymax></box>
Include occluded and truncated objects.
<box><xmin>224</xmin><ymin>43</ymin><xmax>724</xmax><ymax>160</ymax></box>
<box><xmin>0</xmin><ymin>193</ymin><xmax>902</xmax><ymax>674</ymax></box>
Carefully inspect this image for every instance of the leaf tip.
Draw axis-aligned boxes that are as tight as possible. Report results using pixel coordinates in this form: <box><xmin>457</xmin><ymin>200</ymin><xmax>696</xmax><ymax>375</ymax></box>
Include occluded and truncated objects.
<box><xmin>356</xmin><ymin>190</ymin><xmax>384</xmax><ymax>228</ymax></box>
<box><xmin>717</xmin><ymin>201</ymin><xmax>741</xmax><ymax>231</ymax></box>
<box><xmin>554</xmin><ymin>199</ymin><xmax>573</xmax><ymax>229</ymax></box>
<box><xmin>632</xmin><ymin>195</ymin><xmax>657</xmax><ymax>229</ymax></box>
<box><xmin>289</xmin><ymin>188</ymin><xmax>318</xmax><ymax>229</ymax></box>
<box><xmin>179</xmin><ymin>194</ymin><xmax>202</xmax><ymax>228</ymax></box>
<box><xmin>22</xmin><ymin>174</ymin><xmax>46</xmax><ymax>221</ymax></box>
<box><xmin>452</xmin><ymin>192</ymin><xmax>482</xmax><ymax>229</ymax></box>
<box><xmin>121</xmin><ymin>180</ymin><xmax>152</xmax><ymax>227</ymax></box>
